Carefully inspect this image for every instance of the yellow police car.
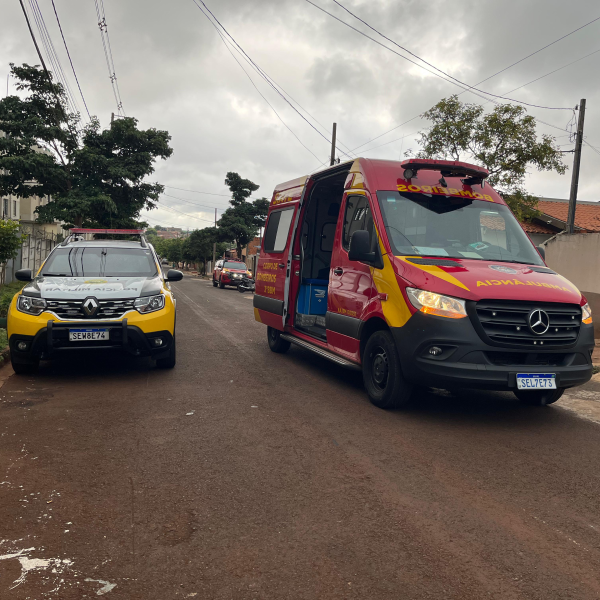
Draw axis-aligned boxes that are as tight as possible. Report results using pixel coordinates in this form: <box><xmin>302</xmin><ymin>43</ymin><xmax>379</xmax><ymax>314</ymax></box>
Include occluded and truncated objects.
<box><xmin>8</xmin><ymin>229</ymin><xmax>182</xmax><ymax>374</ymax></box>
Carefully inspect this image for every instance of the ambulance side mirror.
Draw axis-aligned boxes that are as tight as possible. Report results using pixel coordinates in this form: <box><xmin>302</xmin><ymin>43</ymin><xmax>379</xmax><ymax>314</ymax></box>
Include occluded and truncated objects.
<box><xmin>537</xmin><ymin>246</ymin><xmax>546</xmax><ymax>261</ymax></box>
<box><xmin>348</xmin><ymin>230</ymin><xmax>376</xmax><ymax>264</ymax></box>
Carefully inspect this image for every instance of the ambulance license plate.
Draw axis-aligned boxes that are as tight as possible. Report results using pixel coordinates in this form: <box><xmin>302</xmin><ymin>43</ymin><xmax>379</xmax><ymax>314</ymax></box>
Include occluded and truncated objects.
<box><xmin>516</xmin><ymin>373</ymin><xmax>556</xmax><ymax>390</ymax></box>
<box><xmin>69</xmin><ymin>328</ymin><xmax>109</xmax><ymax>341</ymax></box>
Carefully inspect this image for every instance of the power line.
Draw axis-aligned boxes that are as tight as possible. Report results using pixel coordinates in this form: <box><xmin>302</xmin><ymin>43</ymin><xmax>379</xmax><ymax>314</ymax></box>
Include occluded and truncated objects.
<box><xmin>50</xmin><ymin>0</ymin><xmax>91</xmax><ymax>120</ymax></box>
<box><xmin>163</xmin><ymin>185</ymin><xmax>231</xmax><ymax>197</ymax></box>
<box><xmin>191</xmin><ymin>0</ymin><xmax>353</xmax><ymax>159</ymax></box>
<box><xmin>310</xmin><ymin>0</ymin><xmax>572</xmax><ymax>111</ymax></box>
<box><xmin>94</xmin><ymin>0</ymin><xmax>125</xmax><ymax>116</ymax></box>
<box><xmin>162</xmin><ymin>192</ymin><xmax>228</xmax><ymax>211</ymax></box>
<box><xmin>158</xmin><ymin>201</ymin><xmax>218</xmax><ymax>224</ymax></box>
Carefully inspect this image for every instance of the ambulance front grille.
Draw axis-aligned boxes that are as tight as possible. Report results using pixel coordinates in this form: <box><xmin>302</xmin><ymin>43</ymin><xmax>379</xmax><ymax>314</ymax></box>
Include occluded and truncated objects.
<box><xmin>473</xmin><ymin>300</ymin><xmax>581</xmax><ymax>348</ymax></box>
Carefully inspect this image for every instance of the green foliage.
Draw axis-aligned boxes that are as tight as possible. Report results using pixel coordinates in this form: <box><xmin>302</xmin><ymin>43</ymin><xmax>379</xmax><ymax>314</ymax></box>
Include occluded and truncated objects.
<box><xmin>0</xmin><ymin>63</ymin><xmax>173</xmax><ymax>229</ymax></box>
<box><xmin>165</xmin><ymin>238</ymin><xmax>183</xmax><ymax>264</ymax></box>
<box><xmin>417</xmin><ymin>96</ymin><xmax>567</xmax><ymax>220</ymax></box>
<box><xmin>0</xmin><ymin>281</ymin><xmax>26</xmax><ymax>318</ymax></box>
<box><xmin>219</xmin><ymin>172</ymin><xmax>268</xmax><ymax>258</ymax></box>
<box><xmin>0</xmin><ymin>328</ymin><xmax>7</xmax><ymax>350</ymax></box>
<box><xmin>0</xmin><ymin>220</ymin><xmax>27</xmax><ymax>266</ymax></box>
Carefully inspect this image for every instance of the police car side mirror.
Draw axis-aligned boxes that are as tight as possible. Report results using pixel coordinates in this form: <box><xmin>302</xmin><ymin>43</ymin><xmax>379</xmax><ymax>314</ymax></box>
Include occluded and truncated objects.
<box><xmin>348</xmin><ymin>230</ymin><xmax>376</xmax><ymax>263</ymax></box>
<box><xmin>15</xmin><ymin>269</ymin><xmax>33</xmax><ymax>282</ymax></box>
<box><xmin>166</xmin><ymin>269</ymin><xmax>183</xmax><ymax>282</ymax></box>
<box><xmin>537</xmin><ymin>246</ymin><xmax>546</xmax><ymax>261</ymax></box>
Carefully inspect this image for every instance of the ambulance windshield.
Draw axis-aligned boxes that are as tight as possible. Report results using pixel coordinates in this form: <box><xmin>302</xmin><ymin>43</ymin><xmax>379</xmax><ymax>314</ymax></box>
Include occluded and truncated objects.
<box><xmin>377</xmin><ymin>191</ymin><xmax>544</xmax><ymax>265</ymax></box>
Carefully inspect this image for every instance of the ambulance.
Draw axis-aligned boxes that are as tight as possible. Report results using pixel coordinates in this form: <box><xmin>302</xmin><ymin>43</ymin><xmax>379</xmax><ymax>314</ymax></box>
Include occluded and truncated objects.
<box><xmin>253</xmin><ymin>158</ymin><xmax>594</xmax><ymax>409</ymax></box>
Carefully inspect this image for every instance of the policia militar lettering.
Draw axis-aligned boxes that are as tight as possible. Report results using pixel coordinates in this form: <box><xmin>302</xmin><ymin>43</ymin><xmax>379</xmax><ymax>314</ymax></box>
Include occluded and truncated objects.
<box><xmin>253</xmin><ymin>158</ymin><xmax>594</xmax><ymax>409</ymax></box>
<box><xmin>7</xmin><ymin>229</ymin><xmax>183</xmax><ymax>374</ymax></box>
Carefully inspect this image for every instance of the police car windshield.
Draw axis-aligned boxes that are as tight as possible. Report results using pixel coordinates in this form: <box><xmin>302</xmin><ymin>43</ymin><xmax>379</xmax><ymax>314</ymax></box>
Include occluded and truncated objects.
<box><xmin>223</xmin><ymin>262</ymin><xmax>246</xmax><ymax>270</ymax></box>
<box><xmin>376</xmin><ymin>191</ymin><xmax>544</xmax><ymax>266</ymax></box>
<box><xmin>41</xmin><ymin>247</ymin><xmax>158</xmax><ymax>277</ymax></box>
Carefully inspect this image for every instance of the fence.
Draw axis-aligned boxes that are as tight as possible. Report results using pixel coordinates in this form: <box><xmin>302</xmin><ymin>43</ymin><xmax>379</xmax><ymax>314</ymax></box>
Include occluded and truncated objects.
<box><xmin>1</xmin><ymin>225</ymin><xmax>61</xmax><ymax>285</ymax></box>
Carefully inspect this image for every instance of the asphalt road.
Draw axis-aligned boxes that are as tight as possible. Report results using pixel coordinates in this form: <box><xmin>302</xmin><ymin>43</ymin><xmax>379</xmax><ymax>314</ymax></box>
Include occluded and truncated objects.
<box><xmin>1</xmin><ymin>275</ymin><xmax>600</xmax><ymax>599</ymax></box>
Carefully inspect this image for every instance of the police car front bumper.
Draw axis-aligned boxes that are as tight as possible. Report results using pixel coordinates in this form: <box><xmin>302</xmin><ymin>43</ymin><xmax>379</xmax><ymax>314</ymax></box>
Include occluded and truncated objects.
<box><xmin>9</xmin><ymin>318</ymin><xmax>174</xmax><ymax>361</ymax></box>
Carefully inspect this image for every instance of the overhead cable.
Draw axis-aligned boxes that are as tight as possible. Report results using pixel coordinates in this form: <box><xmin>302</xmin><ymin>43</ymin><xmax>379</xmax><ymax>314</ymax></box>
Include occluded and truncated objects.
<box><xmin>50</xmin><ymin>0</ymin><xmax>91</xmax><ymax>120</ymax></box>
<box><xmin>94</xmin><ymin>0</ymin><xmax>125</xmax><ymax>115</ymax></box>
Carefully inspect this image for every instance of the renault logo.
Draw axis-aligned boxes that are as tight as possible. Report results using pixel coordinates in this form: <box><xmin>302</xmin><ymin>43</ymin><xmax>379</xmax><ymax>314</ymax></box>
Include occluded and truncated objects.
<box><xmin>82</xmin><ymin>297</ymin><xmax>99</xmax><ymax>317</ymax></box>
<box><xmin>528</xmin><ymin>309</ymin><xmax>550</xmax><ymax>335</ymax></box>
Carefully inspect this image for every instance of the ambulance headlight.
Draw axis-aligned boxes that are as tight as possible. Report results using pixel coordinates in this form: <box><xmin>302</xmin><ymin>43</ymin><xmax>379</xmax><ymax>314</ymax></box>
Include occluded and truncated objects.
<box><xmin>406</xmin><ymin>288</ymin><xmax>467</xmax><ymax>319</ymax></box>
<box><xmin>582</xmin><ymin>303</ymin><xmax>592</xmax><ymax>325</ymax></box>
<box><xmin>134</xmin><ymin>294</ymin><xmax>165</xmax><ymax>314</ymax></box>
<box><xmin>17</xmin><ymin>295</ymin><xmax>47</xmax><ymax>316</ymax></box>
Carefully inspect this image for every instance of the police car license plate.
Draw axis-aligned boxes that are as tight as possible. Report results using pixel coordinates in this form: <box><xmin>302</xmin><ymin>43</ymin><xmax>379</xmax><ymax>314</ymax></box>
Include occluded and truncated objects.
<box><xmin>516</xmin><ymin>374</ymin><xmax>556</xmax><ymax>390</ymax></box>
<box><xmin>69</xmin><ymin>328</ymin><xmax>109</xmax><ymax>341</ymax></box>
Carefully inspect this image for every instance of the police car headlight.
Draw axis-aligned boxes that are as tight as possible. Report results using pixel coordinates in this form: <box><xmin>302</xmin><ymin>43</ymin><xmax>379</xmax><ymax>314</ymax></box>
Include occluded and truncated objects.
<box><xmin>134</xmin><ymin>294</ymin><xmax>165</xmax><ymax>314</ymax></box>
<box><xmin>406</xmin><ymin>287</ymin><xmax>467</xmax><ymax>319</ymax></box>
<box><xmin>582</xmin><ymin>303</ymin><xmax>592</xmax><ymax>325</ymax></box>
<box><xmin>17</xmin><ymin>295</ymin><xmax>47</xmax><ymax>316</ymax></box>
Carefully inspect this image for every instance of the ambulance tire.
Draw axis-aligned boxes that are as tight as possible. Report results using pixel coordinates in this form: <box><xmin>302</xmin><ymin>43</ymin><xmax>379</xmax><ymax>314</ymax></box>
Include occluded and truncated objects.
<box><xmin>267</xmin><ymin>326</ymin><xmax>290</xmax><ymax>354</ymax></box>
<box><xmin>363</xmin><ymin>330</ymin><xmax>413</xmax><ymax>410</ymax></box>
<box><xmin>156</xmin><ymin>335</ymin><xmax>176</xmax><ymax>369</ymax></box>
<box><xmin>514</xmin><ymin>387</ymin><xmax>564</xmax><ymax>406</ymax></box>
<box><xmin>219</xmin><ymin>278</ymin><xmax>225</xmax><ymax>289</ymax></box>
<box><xmin>212</xmin><ymin>278</ymin><xmax>218</xmax><ymax>287</ymax></box>
<box><xmin>11</xmin><ymin>356</ymin><xmax>39</xmax><ymax>375</ymax></box>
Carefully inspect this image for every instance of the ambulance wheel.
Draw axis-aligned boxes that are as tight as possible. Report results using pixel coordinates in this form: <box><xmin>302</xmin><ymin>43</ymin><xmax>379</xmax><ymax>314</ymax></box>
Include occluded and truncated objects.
<box><xmin>11</xmin><ymin>356</ymin><xmax>39</xmax><ymax>375</ymax></box>
<box><xmin>514</xmin><ymin>388</ymin><xmax>564</xmax><ymax>406</ymax></box>
<box><xmin>212</xmin><ymin>278</ymin><xmax>218</xmax><ymax>287</ymax></box>
<box><xmin>219</xmin><ymin>278</ymin><xmax>225</xmax><ymax>289</ymax></box>
<box><xmin>363</xmin><ymin>330</ymin><xmax>413</xmax><ymax>409</ymax></box>
<box><xmin>156</xmin><ymin>336</ymin><xmax>176</xmax><ymax>369</ymax></box>
<box><xmin>267</xmin><ymin>327</ymin><xmax>290</xmax><ymax>354</ymax></box>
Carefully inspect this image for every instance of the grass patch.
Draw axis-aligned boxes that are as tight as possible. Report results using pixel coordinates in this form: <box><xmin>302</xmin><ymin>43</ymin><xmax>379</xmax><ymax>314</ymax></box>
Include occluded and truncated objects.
<box><xmin>0</xmin><ymin>281</ymin><xmax>25</xmax><ymax>318</ymax></box>
<box><xmin>0</xmin><ymin>329</ymin><xmax>7</xmax><ymax>349</ymax></box>
<box><xmin>593</xmin><ymin>365</ymin><xmax>600</xmax><ymax>375</ymax></box>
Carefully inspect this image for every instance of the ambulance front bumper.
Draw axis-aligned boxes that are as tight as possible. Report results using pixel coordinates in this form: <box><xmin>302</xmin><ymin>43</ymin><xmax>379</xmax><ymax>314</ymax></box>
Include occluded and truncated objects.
<box><xmin>391</xmin><ymin>312</ymin><xmax>595</xmax><ymax>391</ymax></box>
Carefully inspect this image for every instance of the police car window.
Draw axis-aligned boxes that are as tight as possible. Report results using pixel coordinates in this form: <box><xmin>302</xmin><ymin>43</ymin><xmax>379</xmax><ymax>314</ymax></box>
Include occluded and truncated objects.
<box><xmin>42</xmin><ymin>248</ymin><xmax>158</xmax><ymax>277</ymax></box>
<box><xmin>263</xmin><ymin>207</ymin><xmax>294</xmax><ymax>253</ymax></box>
<box><xmin>343</xmin><ymin>195</ymin><xmax>373</xmax><ymax>250</ymax></box>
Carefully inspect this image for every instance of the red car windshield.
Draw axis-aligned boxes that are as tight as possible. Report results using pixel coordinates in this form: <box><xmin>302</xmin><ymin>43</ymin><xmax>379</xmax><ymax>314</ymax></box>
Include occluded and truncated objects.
<box><xmin>223</xmin><ymin>262</ymin><xmax>246</xmax><ymax>270</ymax></box>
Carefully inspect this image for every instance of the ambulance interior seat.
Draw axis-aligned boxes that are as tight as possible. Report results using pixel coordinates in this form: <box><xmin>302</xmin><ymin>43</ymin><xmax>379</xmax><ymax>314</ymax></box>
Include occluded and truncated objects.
<box><xmin>295</xmin><ymin>170</ymin><xmax>348</xmax><ymax>338</ymax></box>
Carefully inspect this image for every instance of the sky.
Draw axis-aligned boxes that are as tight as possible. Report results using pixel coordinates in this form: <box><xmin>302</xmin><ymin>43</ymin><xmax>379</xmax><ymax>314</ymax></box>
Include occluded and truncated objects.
<box><xmin>1</xmin><ymin>0</ymin><xmax>599</xmax><ymax>231</ymax></box>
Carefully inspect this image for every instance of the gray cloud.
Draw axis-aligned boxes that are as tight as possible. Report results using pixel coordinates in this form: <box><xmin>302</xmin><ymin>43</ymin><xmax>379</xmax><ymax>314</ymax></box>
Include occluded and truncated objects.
<box><xmin>1</xmin><ymin>0</ymin><xmax>598</xmax><ymax>229</ymax></box>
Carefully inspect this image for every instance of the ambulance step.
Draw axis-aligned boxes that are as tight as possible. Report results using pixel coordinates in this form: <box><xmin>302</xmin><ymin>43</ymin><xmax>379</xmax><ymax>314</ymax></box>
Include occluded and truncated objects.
<box><xmin>280</xmin><ymin>334</ymin><xmax>361</xmax><ymax>371</ymax></box>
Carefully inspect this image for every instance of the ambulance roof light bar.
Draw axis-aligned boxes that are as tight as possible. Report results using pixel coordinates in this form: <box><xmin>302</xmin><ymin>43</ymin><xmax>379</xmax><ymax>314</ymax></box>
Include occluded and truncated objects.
<box><xmin>401</xmin><ymin>159</ymin><xmax>489</xmax><ymax>187</ymax></box>
<box><xmin>61</xmin><ymin>228</ymin><xmax>148</xmax><ymax>247</ymax></box>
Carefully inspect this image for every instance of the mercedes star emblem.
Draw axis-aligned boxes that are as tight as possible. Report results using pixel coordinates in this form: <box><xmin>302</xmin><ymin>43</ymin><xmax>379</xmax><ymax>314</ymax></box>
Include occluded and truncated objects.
<box><xmin>528</xmin><ymin>309</ymin><xmax>550</xmax><ymax>335</ymax></box>
<box><xmin>82</xmin><ymin>297</ymin><xmax>99</xmax><ymax>317</ymax></box>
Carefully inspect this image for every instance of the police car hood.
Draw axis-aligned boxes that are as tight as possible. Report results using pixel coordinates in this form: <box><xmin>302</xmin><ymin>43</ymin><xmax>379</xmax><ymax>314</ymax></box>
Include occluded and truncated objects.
<box><xmin>24</xmin><ymin>276</ymin><xmax>162</xmax><ymax>300</ymax></box>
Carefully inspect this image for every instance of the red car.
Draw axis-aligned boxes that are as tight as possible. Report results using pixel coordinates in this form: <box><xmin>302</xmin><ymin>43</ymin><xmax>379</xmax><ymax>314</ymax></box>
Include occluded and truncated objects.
<box><xmin>213</xmin><ymin>259</ymin><xmax>249</xmax><ymax>288</ymax></box>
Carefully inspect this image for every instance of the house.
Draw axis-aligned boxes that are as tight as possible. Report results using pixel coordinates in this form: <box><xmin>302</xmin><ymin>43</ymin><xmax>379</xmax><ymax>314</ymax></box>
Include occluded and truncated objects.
<box><xmin>520</xmin><ymin>197</ymin><xmax>600</xmax><ymax>244</ymax></box>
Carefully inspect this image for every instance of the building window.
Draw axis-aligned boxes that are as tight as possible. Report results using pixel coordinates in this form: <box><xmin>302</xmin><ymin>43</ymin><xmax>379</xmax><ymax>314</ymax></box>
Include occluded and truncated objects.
<box><xmin>3</xmin><ymin>198</ymin><xmax>8</xmax><ymax>218</ymax></box>
<box><xmin>13</xmin><ymin>200</ymin><xmax>17</xmax><ymax>218</ymax></box>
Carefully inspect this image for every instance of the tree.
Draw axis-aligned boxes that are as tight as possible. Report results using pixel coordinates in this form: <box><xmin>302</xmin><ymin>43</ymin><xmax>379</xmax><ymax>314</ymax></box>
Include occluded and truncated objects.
<box><xmin>219</xmin><ymin>173</ymin><xmax>269</xmax><ymax>258</ymax></box>
<box><xmin>416</xmin><ymin>96</ymin><xmax>566</xmax><ymax>220</ymax></box>
<box><xmin>165</xmin><ymin>238</ymin><xmax>183</xmax><ymax>265</ymax></box>
<box><xmin>0</xmin><ymin>220</ymin><xmax>27</xmax><ymax>284</ymax></box>
<box><xmin>0</xmin><ymin>63</ymin><xmax>173</xmax><ymax>228</ymax></box>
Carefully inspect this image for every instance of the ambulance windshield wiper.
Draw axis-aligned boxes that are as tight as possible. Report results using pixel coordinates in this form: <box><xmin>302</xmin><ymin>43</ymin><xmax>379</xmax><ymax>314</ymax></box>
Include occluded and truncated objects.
<box><xmin>489</xmin><ymin>259</ymin><xmax>536</xmax><ymax>265</ymax></box>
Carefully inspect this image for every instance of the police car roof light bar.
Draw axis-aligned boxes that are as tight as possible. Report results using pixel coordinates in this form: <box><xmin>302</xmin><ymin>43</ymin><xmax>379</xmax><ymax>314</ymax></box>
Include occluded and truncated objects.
<box><xmin>62</xmin><ymin>228</ymin><xmax>148</xmax><ymax>247</ymax></box>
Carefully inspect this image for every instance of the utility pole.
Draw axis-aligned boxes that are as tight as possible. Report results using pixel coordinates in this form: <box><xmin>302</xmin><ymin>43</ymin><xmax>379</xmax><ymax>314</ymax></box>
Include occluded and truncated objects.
<box><xmin>330</xmin><ymin>122</ymin><xmax>337</xmax><ymax>166</ymax></box>
<box><xmin>212</xmin><ymin>207</ymin><xmax>217</xmax><ymax>269</ymax></box>
<box><xmin>111</xmin><ymin>112</ymin><xmax>114</xmax><ymax>124</ymax></box>
<box><xmin>567</xmin><ymin>99</ymin><xmax>586</xmax><ymax>234</ymax></box>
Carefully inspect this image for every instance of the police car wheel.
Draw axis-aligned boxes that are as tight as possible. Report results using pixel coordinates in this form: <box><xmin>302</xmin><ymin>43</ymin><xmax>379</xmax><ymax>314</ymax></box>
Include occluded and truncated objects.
<box><xmin>363</xmin><ymin>330</ymin><xmax>413</xmax><ymax>409</ymax></box>
<box><xmin>267</xmin><ymin>326</ymin><xmax>290</xmax><ymax>353</ymax></box>
<box><xmin>156</xmin><ymin>336</ymin><xmax>176</xmax><ymax>369</ymax></box>
<box><xmin>11</xmin><ymin>357</ymin><xmax>39</xmax><ymax>375</ymax></box>
<box><xmin>514</xmin><ymin>388</ymin><xmax>564</xmax><ymax>406</ymax></box>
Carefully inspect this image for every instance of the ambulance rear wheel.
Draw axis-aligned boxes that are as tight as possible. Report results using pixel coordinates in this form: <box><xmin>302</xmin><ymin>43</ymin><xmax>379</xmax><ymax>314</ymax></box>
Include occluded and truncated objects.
<box><xmin>267</xmin><ymin>327</ymin><xmax>290</xmax><ymax>354</ymax></box>
<box><xmin>514</xmin><ymin>388</ymin><xmax>564</xmax><ymax>406</ymax></box>
<box><xmin>363</xmin><ymin>330</ymin><xmax>413</xmax><ymax>409</ymax></box>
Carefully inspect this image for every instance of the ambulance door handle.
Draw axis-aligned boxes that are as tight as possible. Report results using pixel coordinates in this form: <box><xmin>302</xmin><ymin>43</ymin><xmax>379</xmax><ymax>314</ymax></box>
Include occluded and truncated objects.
<box><xmin>278</xmin><ymin>263</ymin><xmax>285</xmax><ymax>269</ymax></box>
<box><xmin>334</xmin><ymin>267</ymin><xmax>343</xmax><ymax>276</ymax></box>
